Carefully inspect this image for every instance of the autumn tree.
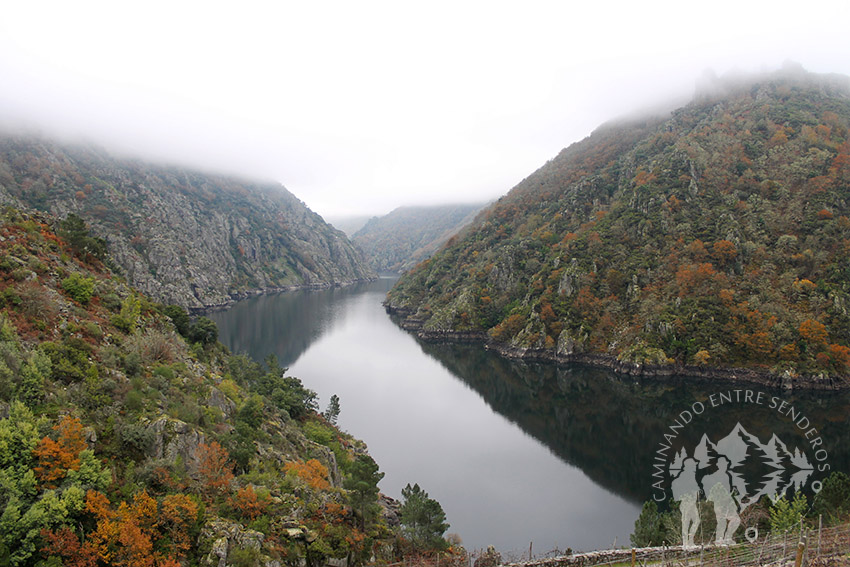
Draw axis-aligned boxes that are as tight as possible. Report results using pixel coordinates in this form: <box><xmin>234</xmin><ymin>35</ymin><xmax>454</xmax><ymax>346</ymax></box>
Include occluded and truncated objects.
<box><xmin>284</xmin><ymin>459</ymin><xmax>331</xmax><ymax>491</ymax></box>
<box><xmin>799</xmin><ymin>319</ymin><xmax>828</xmax><ymax>347</ymax></box>
<box><xmin>196</xmin><ymin>441</ymin><xmax>235</xmax><ymax>500</ymax></box>
<box><xmin>33</xmin><ymin>414</ymin><xmax>87</xmax><ymax>488</ymax></box>
<box><xmin>229</xmin><ymin>485</ymin><xmax>269</xmax><ymax>521</ymax></box>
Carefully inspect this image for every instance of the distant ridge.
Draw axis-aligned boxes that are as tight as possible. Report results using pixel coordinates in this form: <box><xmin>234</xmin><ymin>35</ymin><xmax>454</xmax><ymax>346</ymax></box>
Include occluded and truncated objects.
<box><xmin>352</xmin><ymin>203</ymin><xmax>486</xmax><ymax>272</ymax></box>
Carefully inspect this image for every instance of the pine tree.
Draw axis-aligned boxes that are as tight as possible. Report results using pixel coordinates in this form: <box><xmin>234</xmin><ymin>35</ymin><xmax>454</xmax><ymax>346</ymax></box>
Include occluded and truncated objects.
<box><xmin>323</xmin><ymin>394</ymin><xmax>341</xmax><ymax>425</ymax></box>
<box><xmin>400</xmin><ymin>483</ymin><xmax>449</xmax><ymax>553</ymax></box>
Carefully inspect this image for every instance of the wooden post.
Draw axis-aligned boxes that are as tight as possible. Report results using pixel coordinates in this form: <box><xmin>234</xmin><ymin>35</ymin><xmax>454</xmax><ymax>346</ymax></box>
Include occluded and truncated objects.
<box><xmin>529</xmin><ymin>542</ymin><xmax>533</xmax><ymax>562</ymax></box>
<box><xmin>817</xmin><ymin>515</ymin><xmax>822</xmax><ymax>558</ymax></box>
<box><xmin>631</xmin><ymin>548</ymin><xmax>636</xmax><ymax>567</ymax></box>
<box><xmin>794</xmin><ymin>537</ymin><xmax>806</xmax><ymax>567</ymax></box>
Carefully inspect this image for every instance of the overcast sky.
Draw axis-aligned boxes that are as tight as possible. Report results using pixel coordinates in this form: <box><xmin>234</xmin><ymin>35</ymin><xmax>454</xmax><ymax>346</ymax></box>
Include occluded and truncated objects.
<box><xmin>2</xmin><ymin>1</ymin><xmax>849</xmax><ymax>218</ymax></box>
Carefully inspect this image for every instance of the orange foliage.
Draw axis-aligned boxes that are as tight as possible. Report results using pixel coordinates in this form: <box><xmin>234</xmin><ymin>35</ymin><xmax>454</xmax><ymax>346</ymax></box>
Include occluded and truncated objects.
<box><xmin>817</xmin><ymin>208</ymin><xmax>834</xmax><ymax>220</ymax></box>
<box><xmin>74</xmin><ymin>490</ymin><xmax>187</xmax><ymax>566</ymax></box>
<box><xmin>540</xmin><ymin>303</ymin><xmax>557</xmax><ymax>323</ymax></box>
<box><xmin>799</xmin><ymin>319</ymin><xmax>828</xmax><ymax>346</ymax></box>
<box><xmin>779</xmin><ymin>344</ymin><xmax>800</xmax><ymax>361</ymax></box>
<box><xmin>675</xmin><ymin>262</ymin><xmax>716</xmax><ymax>295</ymax></box>
<box><xmin>827</xmin><ymin>344</ymin><xmax>850</xmax><ymax>370</ymax></box>
<box><xmin>230</xmin><ymin>485</ymin><xmax>269</xmax><ymax>520</ymax></box>
<box><xmin>196</xmin><ymin>441</ymin><xmax>235</xmax><ymax>497</ymax></box>
<box><xmin>41</xmin><ymin>527</ymin><xmax>99</xmax><ymax>567</ymax></box>
<box><xmin>634</xmin><ymin>168</ymin><xmax>656</xmax><ymax>186</ymax></box>
<box><xmin>718</xmin><ymin>289</ymin><xmax>735</xmax><ymax>305</ymax></box>
<box><xmin>806</xmin><ymin>176</ymin><xmax>833</xmax><ymax>194</ymax></box>
<box><xmin>667</xmin><ymin>194</ymin><xmax>682</xmax><ymax>211</ymax></box>
<box><xmin>86</xmin><ymin>490</ymin><xmax>114</xmax><ymax>520</ymax></box>
<box><xmin>33</xmin><ymin>415</ymin><xmax>87</xmax><ymax>488</ymax></box>
<box><xmin>712</xmin><ymin>240</ymin><xmax>737</xmax><ymax>266</ymax></box>
<box><xmin>160</xmin><ymin>494</ymin><xmax>199</xmax><ymax>557</ymax></box>
<box><xmin>284</xmin><ymin>458</ymin><xmax>331</xmax><ymax>491</ymax></box>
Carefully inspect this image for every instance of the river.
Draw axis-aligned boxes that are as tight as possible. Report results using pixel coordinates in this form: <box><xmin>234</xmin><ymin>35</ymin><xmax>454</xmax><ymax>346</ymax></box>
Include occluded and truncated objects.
<box><xmin>210</xmin><ymin>277</ymin><xmax>850</xmax><ymax>556</ymax></box>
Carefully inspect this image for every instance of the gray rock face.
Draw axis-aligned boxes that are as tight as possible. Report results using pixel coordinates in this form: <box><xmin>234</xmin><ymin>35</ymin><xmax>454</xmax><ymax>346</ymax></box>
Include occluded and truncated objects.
<box><xmin>0</xmin><ymin>135</ymin><xmax>376</xmax><ymax>308</ymax></box>
<box><xmin>200</xmin><ymin>519</ymin><xmax>271</xmax><ymax>567</ymax></box>
<box><xmin>145</xmin><ymin>416</ymin><xmax>206</xmax><ymax>472</ymax></box>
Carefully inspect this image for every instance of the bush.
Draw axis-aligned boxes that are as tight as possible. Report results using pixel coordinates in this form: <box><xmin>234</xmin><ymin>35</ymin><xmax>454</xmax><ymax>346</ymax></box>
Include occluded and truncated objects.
<box><xmin>125</xmin><ymin>330</ymin><xmax>177</xmax><ymax>365</ymax></box>
<box><xmin>161</xmin><ymin>304</ymin><xmax>191</xmax><ymax>337</ymax></box>
<box><xmin>189</xmin><ymin>317</ymin><xmax>218</xmax><ymax>345</ymax></box>
<box><xmin>61</xmin><ymin>273</ymin><xmax>96</xmax><ymax>304</ymax></box>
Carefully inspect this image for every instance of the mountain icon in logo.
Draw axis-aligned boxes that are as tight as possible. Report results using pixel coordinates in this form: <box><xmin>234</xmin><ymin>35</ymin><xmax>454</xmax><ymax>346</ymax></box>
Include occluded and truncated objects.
<box><xmin>670</xmin><ymin>422</ymin><xmax>813</xmax><ymax>512</ymax></box>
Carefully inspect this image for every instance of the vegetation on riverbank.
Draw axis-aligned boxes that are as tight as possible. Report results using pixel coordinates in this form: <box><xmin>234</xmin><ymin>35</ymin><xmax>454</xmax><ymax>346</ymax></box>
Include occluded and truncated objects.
<box><xmin>0</xmin><ymin>207</ymin><xmax>453</xmax><ymax>566</ymax></box>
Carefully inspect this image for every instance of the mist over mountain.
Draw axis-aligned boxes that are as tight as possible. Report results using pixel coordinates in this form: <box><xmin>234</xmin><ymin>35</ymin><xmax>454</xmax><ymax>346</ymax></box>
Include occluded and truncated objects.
<box><xmin>0</xmin><ymin>134</ymin><xmax>375</xmax><ymax>309</ymax></box>
<box><xmin>387</xmin><ymin>68</ymin><xmax>850</xmax><ymax>384</ymax></box>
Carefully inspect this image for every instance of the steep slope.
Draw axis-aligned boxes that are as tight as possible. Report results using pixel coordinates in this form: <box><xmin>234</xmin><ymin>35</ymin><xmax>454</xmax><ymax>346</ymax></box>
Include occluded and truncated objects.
<box><xmin>0</xmin><ymin>208</ymin><xmax>402</xmax><ymax>565</ymax></box>
<box><xmin>0</xmin><ymin>135</ymin><xmax>375</xmax><ymax>309</ymax></box>
<box><xmin>352</xmin><ymin>203</ymin><xmax>485</xmax><ymax>272</ymax></box>
<box><xmin>387</xmin><ymin>69</ymin><xmax>850</xmax><ymax>385</ymax></box>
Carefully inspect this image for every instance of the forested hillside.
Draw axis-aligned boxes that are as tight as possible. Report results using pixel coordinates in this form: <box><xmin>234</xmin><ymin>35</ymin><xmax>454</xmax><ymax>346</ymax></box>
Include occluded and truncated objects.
<box><xmin>352</xmin><ymin>204</ymin><xmax>484</xmax><ymax>272</ymax></box>
<box><xmin>387</xmin><ymin>69</ymin><xmax>850</xmax><ymax>385</ymax></box>
<box><xmin>0</xmin><ymin>208</ymin><xmax>451</xmax><ymax>565</ymax></box>
<box><xmin>0</xmin><ymin>136</ymin><xmax>375</xmax><ymax>309</ymax></box>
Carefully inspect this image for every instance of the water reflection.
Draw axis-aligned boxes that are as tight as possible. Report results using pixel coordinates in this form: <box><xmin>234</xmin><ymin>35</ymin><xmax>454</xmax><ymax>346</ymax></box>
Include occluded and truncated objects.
<box><xmin>210</xmin><ymin>281</ymin><xmax>850</xmax><ymax>553</ymax></box>
<box><xmin>414</xmin><ymin>341</ymin><xmax>850</xmax><ymax>505</ymax></box>
<box><xmin>211</xmin><ymin>278</ymin><xmax>397</xmax><ymax>366</ymax></box>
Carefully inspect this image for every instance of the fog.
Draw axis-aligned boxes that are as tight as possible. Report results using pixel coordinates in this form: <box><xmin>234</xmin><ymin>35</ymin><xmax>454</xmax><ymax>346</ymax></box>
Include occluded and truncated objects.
<box><xmin>2</xmin><ymin>0</ymin><xmax>849</xmax><ymax>218</ymax></box>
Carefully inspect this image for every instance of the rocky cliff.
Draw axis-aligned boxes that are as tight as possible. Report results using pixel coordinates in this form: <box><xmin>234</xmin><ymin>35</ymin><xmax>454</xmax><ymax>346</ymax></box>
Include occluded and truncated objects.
<box><xmin>0</xmin><ymin>134</ymin><xmax>375</xmax><ymax>308</ymax></box>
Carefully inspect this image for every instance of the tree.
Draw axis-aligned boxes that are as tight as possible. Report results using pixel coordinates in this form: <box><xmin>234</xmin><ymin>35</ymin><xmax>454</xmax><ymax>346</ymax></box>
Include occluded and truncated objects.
<box><xmin>33</xmin><ymin>415</ymin><xmax>87</xmax><ymax>488</ymax></box>
<box><xmin>196</xmin><ymin>441</ymin><xmax>234</xmax><ymax>499</ymax></box>
<box><xmin>811</xmin><ymin>472</ymin><xmax>850</xmax><ymax>522</ymax></box>
<box><xmin>344</xmin><ymin>454</ymin><xmax>384</xmax><ymax>529</ymax></box>
<box><xmin>799</xmin><ymin>319</ymin><xmax>828</xmax><ymax>347</ymax></box>
<box><xmin>161</xmin><ymin>305</ymin><xmax>191</xmax><ymax>337</ymax></box>
<box><xmin>323</xmin><ymin>394</ymin><xmax>341</xmax><ymax>425</ymax></box>
<box><xmin>189</xmin><ymin>317</ymin><xmax>218</xmax><ymax>346</ymax></box>
<box><xmin>400</xmin><ymin>483</ymin><xmax>449</xmax><ymax>553</ymax></box>
<box><xmin>631</xmin><ymin>500</ymin><xmax>668</xmax><ymax>547</ymax></box>
<box><xmin>770</xmin><ymin>493</ymin><xmax>808</xmax><ymax>532</ymax></box>
<box><xmin>59</xmin><ymin>214</ymin><xmax>106</xmax><ymax>261</ymax></box>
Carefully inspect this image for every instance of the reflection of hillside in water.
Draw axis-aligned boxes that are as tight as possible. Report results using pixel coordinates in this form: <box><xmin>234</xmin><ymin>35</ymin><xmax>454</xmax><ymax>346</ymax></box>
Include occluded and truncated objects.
<box><xmin>416</xmin><ymin>341</ymin><xmax>850</xmax><ymax>504</ymax></box>
<box><xmin>210</xmin><ymin>278</ymin><xmax>395</xmax><ymax>366</ymax></box>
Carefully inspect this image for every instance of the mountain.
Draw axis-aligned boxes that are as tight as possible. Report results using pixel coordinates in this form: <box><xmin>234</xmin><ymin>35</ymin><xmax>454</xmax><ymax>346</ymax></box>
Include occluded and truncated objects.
<box><xmin>325</xmin><ymin>214</ymin><xmax>373</xmax><ymax>237</ymax></box>
<box><xmin>0</xmin><ymin>208</ymin><xmax>398</xmax><ymax>565</ymax></box>
<box><xmin>387</xmin><ymin>68</ymin><xmax>850</xmax><ymax>384</ymax></box>
<box><xmin>352</xmin><ymin>203</ymin><xmax>486</xmax><ymax>272</ymax></box>
<box><xmin>0</xmin><ymin>134</ymin><xmax>375</xmax><ymax>309</ymax></box>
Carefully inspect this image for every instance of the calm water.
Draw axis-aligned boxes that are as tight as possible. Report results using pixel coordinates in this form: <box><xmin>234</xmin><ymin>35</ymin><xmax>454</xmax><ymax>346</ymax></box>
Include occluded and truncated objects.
<box><xmin>210</xmin><ymin>278</ymin><xmax>850</xmax><ymax>555</ymax></box>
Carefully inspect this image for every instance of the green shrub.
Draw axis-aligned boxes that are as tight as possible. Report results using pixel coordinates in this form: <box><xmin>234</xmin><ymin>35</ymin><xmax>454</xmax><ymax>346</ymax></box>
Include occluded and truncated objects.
<box><xmin>303</xmin><ymin>420</ymin><xmax>334</xmax><ymax>446</ymax></box>
<box><xmin>152</xmin><ymin>364</ymin><xmax>175</xmax><ymax>380</ymax></box>
<box><xmin>101</xmin><ymin>292</ymin><xmax>122</xmax><ymax>312</ymax></box>
<box><xmin>61</xmin><ymin>273</ymin><xmax>96</xmax><ymax>304</ymax></box>
<box><xmin>82</xmin><ymin>321</ymin><xmax>102</xmax><ymax>339</ymax></box>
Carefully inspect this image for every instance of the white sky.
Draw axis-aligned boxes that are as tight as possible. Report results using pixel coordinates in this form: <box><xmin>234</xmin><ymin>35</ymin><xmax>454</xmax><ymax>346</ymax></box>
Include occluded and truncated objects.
<box><xmin>1</xmin><ymin>1</ymin><xmax>849</xmax><ymax>218</ymax></box>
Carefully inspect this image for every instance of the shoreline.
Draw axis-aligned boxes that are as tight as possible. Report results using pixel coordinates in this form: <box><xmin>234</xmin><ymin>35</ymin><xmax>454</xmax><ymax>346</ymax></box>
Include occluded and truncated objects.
<box><xmin>384</xmin><ymin>304</ymin><xmax>849</xmax><ymax>392</ymax></box>
<box><xmin>190</xmin><ymin>276</ymin><xmax>379</xmax><ymax>314</ymax></box>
